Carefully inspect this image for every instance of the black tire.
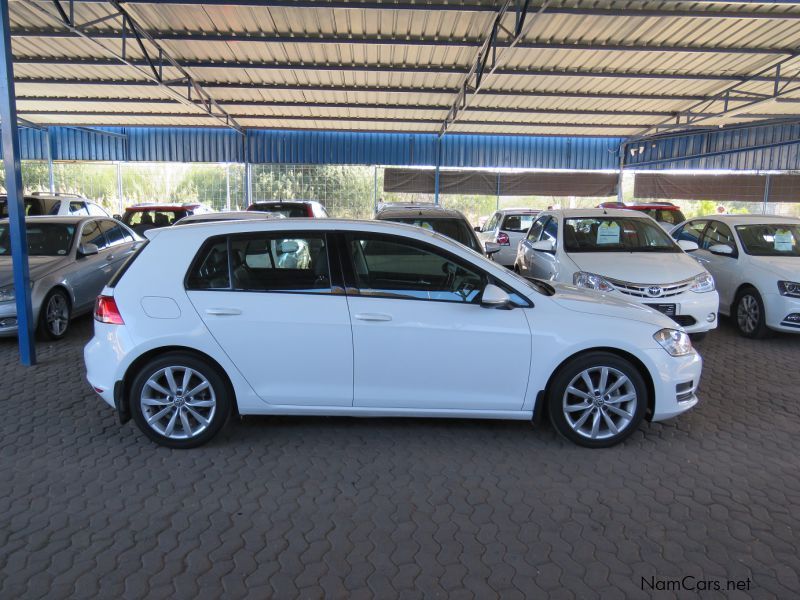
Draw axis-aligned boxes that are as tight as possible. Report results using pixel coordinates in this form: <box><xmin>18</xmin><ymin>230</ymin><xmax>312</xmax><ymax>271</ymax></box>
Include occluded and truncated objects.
<box><xmin>733</xmin><ymin>287</ymin><xmax>769</xmax><ymax>339</ymax></box>
<box><xmin>548</xmin><ymin>352</ymin><xmax>647</xmax><ymax>449</ymax></box>
<box><xmin>130</xmin><ymin>352</ymin><xmax>233</xmax><ymax>449</ymax></box>
<box><xmin>37</xmin><ymin>288</ymin><xmax>71</xmax><ymax>340</ymax></box>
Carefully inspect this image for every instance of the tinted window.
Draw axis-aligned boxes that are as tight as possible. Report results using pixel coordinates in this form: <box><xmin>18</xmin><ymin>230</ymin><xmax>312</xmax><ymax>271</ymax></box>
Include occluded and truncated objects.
<box><xmin>98</xmin><ymin>220</ymin><xmax>129</xmax><ymax>247</ymax></box>
<box><xmin>230</xmin><ymin>234</ymin><xmax>330</xmax><ymax>292</ymax></box>
<box><xmin>526</xmin><ymin>216</ymin><xmax>547</xmax><ymax>241</ymax></box>
<box><xmin>674</xmin><ymin>220</ymin><xmax>707</xmax><ymax>244</ymax></box>
<box><xmin>657</xmin><ymin>209</ymin><xmax>685</xmax><ymax>225</ymax></box>
<box><xmin>248</xmin><ymin>203</ymin><xmax>310</xmax><ymax>218</ymax></box>
<box><xmin>80</xmin><ymin>220</ymin><xmax>108</xmax><ymax>250</ymax></box>
<box><xmin>125</xmin><ymin>210</ymin><xmax>187</xmax><ymax>227</ymax></box>
<box><xmin>542</xmin><ymin>218</ymin><xmax>558</xmax><ymax>245</ymax></box>
<box><xmin>0</xmin><ymin>223</ymin><xmax>76</xmax><ymax>257</ymax></box>
<box><xmin>482</xmin><ymin>213</ymin><xmax>500</xmax><ymax>232</ymax></box>
<box><xmin>564</xmin><ymin>217</ymin><xmax>679</xmax><ymax>253</ymax></box>
<box><xmin>69</xmin><ymin>202</ymin><xmax>89</xmax><ymax>216</ymax></box>
<box><xmin>703</xmin><ymin>221</ymin><xmax>737</xmax><ymax>254</ymax></box>
<box><xmin>501</xmin><ymin>213</ymin><xmax>537</xmax><ymax>233</ymax></box>
<box><xmin>349</xmin><ymin>235</ymin><xmax>484</xmax><ymax>303</ymax></box>
<box><xmin>0</xmin><ymin>199</ymin><xmax>45</xmax><ymax>217</ymax></box>
<box><xmin>384</xmin><ymin>217</ymin><xmax>481</xmax><ymax>252</ymax></box>
<box><xmin>187</xmin><ymin>240</ymin><xmax>230</xmax><ymax>290</ymax></box>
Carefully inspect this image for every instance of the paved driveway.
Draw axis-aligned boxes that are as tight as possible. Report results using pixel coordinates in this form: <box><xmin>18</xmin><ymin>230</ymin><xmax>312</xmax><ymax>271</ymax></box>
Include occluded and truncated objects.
<box><xmin>1</xmin><ymin>316</ymin><xmax>798</xmax><ymax>598</ymax></box>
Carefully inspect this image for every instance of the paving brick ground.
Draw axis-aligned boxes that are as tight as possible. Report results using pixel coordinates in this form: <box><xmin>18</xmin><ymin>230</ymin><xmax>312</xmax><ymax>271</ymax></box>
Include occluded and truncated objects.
<box><xmin>0</xmin><ymin>315</ymin><xmax>798</xmax><ymax>599</ymax></box>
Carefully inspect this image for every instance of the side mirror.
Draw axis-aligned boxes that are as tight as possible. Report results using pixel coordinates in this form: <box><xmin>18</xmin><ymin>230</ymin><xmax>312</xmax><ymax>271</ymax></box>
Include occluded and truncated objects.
<box><xmin>78</xmin><ymin>243</ymin><xmax>99</xmax><ymax>257</ymax></box>
<box><xmin>474</xmin><ymin>225</ymin><xmax>482</xmax><ymax>232</ymax></box>
<box><xmin>677</xmin><ymin>240</ymin><xmax>699</xmax><ymax>252</ymax></box>
<box><xmin>708</xmin><ymin>243</ymin><xmax>734</xmax><ymax>256</ymax></box>
<box><xmin>480</xmin><ymin>283</ymin><xmax>512</xmax><ymax>309</ymax></box>
<box><xmin>484</xmin><ymin>241</ymin><xmax>501</xmax><ymax>255</ymax></box>
<box><xmin>531</xmin><ymin>239</ymin><xmax>555</xmax><ymax>253</ymax></box>
<box><xmin>112</xmin><ymin>214</ymin><xmax>122</xmax><ymax>221</ymax></box>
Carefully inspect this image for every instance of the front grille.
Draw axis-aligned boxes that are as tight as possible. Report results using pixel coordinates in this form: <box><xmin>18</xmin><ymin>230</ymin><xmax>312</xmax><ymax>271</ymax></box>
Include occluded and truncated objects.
<box><xmin>607</xmin><ymin>276</ymin><xmax>693</xmax><ymax>299</ymax></box>
<box><xmin>671</xmin><ymin>315</ymin><xmax>696</xmax><ymax>327</ymax></box>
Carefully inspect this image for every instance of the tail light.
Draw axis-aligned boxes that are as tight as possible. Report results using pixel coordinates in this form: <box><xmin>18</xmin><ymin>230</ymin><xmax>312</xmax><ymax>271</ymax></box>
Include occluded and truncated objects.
<box><xmin>307</xmin><ymin>204</ymin><xmax>315</xmax><ymax>217</ymax></box>
<box><xmin>95</xmin><ymin>295</ymin><xmax>124</xmax><ymax>325</ymax></box>
<box><xmin>497</xmin><ymin>232</ymin><xmax>510</xmax><ymax>245</ymax></box>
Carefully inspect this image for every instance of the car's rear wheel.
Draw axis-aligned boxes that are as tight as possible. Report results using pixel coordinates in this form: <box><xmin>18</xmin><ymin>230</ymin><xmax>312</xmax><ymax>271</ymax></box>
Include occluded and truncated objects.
<box><xmin>548</xmin><ymin>352</ymin><xmax>647</xmax><ymax>448</ymax></box>
<box><xmin>130</xmin><ymin>352</ymin><xmax>232</xmax><ymax>448</ymax></box>
<box><xmin>38</xmin><ymin>288</ymin><xmax>71</xmax><ymax>340</ymax></box>
<box><xmin>734</xmin><ymin>287</ymin><xmax>769</xmax><ymax>339</ymax></box>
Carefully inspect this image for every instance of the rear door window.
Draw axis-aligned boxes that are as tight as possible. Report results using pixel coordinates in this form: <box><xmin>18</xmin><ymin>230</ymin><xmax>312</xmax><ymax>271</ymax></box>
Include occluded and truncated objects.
<box><xmin>79</xmin><ymin>220</ymin><xmax>108</xmax><ymax>250</ymax></box>
<box><xmin>69</xmin><ymin>202</ymin><xmax>90</xmax><ymax>216</ymax></box>
<box><xmin>98</xmin><ymin>219</ymin><xmax>130</xmax><ymax>247</ymax></box>
<box><xmin>526</xmin><ymin>216</ymin><xmax>548</xmax><ymax>241</ymax></box>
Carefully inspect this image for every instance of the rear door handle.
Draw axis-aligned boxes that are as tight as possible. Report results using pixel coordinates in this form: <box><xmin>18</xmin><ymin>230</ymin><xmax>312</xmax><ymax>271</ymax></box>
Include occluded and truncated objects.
<box><xmin>205</xmin><ymin>308</ymin><xmax>242</xmax><ymax>316</ymax></box>
<box><xmin>354</xmin><ymin>313</ymin><xmax>392</xmax><ymax>322</ymax></box>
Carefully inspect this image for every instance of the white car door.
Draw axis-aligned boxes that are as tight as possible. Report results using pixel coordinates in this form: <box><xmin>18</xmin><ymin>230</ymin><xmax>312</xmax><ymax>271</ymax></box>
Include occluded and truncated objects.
<box><xmin>343</xmin><ymin>232</ymin><xmax>532</xmax><ymax>411</ymax></box>
<box><xmin>187</xmin><ymin>231</ymin><xmax>353</xmax><ymax>407</ymax></box>
<box><xmin>695</xmin><ymin>220</ymin><xmax>739</xmax><ymax>310</ymax></box>
<box><xmin>517</xmin><ymin>214</ymin><xmax>548</xmax><ymax>275</ymax></box>
<box><xmin>532</xmin><ymin>217</ymin><xmax>560</xmax><ymax>281</ymax></box>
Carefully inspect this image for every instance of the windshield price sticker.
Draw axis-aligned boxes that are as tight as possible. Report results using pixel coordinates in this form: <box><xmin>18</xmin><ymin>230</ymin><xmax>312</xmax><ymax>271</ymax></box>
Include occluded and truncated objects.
<box><xmin>597</xmin><ymin>221</ymin><xmax>621</xmax><ymax>245</ymax></box>
<box><xmin>774</xmin><ymin>229</ymin><xmax>794</xmax><ymax>252</ymax></box>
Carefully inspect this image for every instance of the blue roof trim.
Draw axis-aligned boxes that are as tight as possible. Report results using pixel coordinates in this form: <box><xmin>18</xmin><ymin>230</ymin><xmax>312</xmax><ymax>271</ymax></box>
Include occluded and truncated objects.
<box><xmin>4</xmin><ymin>124</ymin><xmax>799</xmax><ymax>171</ymax></box>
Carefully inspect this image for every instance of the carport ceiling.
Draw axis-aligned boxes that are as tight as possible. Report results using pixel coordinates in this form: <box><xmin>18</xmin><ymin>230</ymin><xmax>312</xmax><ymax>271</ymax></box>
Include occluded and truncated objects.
<box><xmin>9</xmin><ymin>0</ymin><xmax>800</xmax><ymax>137</ymax></box>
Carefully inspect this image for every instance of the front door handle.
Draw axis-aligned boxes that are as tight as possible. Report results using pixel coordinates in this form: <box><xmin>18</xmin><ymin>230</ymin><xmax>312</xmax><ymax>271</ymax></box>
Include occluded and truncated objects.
<box><xmin>205</xmin><ymin>308</ymin><xmax>242</xmax><ymax>316</ymax></box>
<box><xmin>354</xmin><ymin>313</ymin><xmax>392</xmax><ymax>322</ymax></box>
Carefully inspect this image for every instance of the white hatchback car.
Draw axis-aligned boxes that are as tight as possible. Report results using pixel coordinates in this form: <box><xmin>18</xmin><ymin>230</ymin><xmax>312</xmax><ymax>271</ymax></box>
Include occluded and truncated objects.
<box><xmin>85</xmin><ymin>219</ymin><xmax>702</xmax><ymax>449</ymax></box>
<box><xmin>476</xmin><ymin>208</ymin><xmax>540</xmax><ymax>267</ymax></box>
<box><xmin>671</xmin><ymin>215</ymin><xmax>800</xmax><ymax>338</ymax></box>
<box><xmin>514</xmin><ymin>209</ymin><xmax>719</xmax><ymax>336</ymax></box>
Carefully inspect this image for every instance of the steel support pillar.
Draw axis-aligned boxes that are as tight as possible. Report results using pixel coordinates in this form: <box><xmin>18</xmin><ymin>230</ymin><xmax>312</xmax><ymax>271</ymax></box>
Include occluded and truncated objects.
<box><xmin>0</xmin><ymin>0</ymin><xmax>35</xmax><ymax>365</ymax></box>
<box><xmin>46</xmin><ymin>127</ymin><xmax>55</xmax><ymax>193</ymax></box>
<box><xmin>245</xmin><ymin>162</ymin><xmax>252</xmax><ymax>206</ymax></box>
<box><xmin>434</xmin><ymin>139</ymin><xmax>441</xmax><ymax>205</ymax></box>
<box><xmin>225</xmin><ymin>163</ymin><xmax>231</xmax><ymax>211</ymax></box>
<box><xmin>116</xmin><ymin>161</ymin><xmax>123</xmax><ymax>214</ymax></box>
<box><xmin>762</xmin><ymin>174</ymin><xmax>771</xmax><ymax>215</ymax></box>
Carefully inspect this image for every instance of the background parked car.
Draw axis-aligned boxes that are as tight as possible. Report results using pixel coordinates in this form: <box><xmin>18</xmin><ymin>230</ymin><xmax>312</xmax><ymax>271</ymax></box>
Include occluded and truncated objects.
<box><xmin>375</xmin><ymin>203</ymin><xmax>488</xmax><ymax>255</ymax></box>
<box><xmin>671</xmin><ymin>215</ymin><xmax>800</xmax><ymax>338</ymax></box>
<box><xmin>516</xmin><ymin>209</ymin><xmax>719</xmax><ymax>337</ymax></box>
<box><xmin>173</xmin><ymin>211</ymin><xmax>285</xmax><ymax>226</ymax></box>
<box><xmin>476</xmin><ymin>208</ymin><xmax>540</xmax><ymax>267</ymax></box>
<box><xmin>122</xmin><ymin>203</ymin><xmax>213</xmax><ymax>235</ymax></box>
<box><xmin>85</xmin><ymin>218</ymin><xmax>702</xmax><ymax>450</ymax></box>
<box><xmin>0</xmin><ymin>193</ymin><xmax>110</xmax><ymax>219</ymax></box>
<box><xmin>246</xmin><ymin>200</ymin><xmax>328</xmax><ymax>218</ymax></box>
<box><xmin>0</xmin><ymin>216</ymin><xmax>141</xmax><ymax>339</ymax></box>
<box><xmin>598</xmin><ymin>201</ymin><xmax>686</xmax><ymax>231</ymax></box>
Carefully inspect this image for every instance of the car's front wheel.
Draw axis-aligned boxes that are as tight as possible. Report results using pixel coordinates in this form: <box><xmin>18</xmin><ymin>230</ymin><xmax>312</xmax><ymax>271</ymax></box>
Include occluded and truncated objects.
<box><xmin>548</xmin><ymin>352</ymin><xmax>647</xmax><ymax>448</ymax></box>
<box><xmin>734</xmin><ymin>287</ymin><xmax>769</xmax><ymax>339</ymax></box>
<box><xmin>38</xmin><ymin>288</ymin><xmax>71</xmax><ymax>340</ymax></box>
<box><xmin>130</xmin><ymin>352</ymin><xmax>232</xmax><ymax>448</ymax></box>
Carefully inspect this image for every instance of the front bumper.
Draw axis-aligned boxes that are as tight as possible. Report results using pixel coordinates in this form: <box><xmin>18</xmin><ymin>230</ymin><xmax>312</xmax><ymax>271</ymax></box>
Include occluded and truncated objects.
<box><xmin>644</xmin><ymin>348</ymin><xmax>703</xmax><ymax>422</ymax></box>
<box><xmin>614</xmin><ymin>289</ymin><xmax>719</xmax><ymax>334</ymax></box>
<box><xmin>763</xmin><ymin>292</ymin><xmax>800</xmax><ymax>333</ymax></box>
<box><xmin>0</xmin><ymin>301</ymin><xmax>19</xmax><ymax>337</ymax></box>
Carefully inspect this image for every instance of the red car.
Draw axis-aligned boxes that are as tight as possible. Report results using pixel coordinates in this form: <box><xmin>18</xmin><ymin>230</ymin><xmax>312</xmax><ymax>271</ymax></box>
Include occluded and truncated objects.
<box><xmin>597</xmin><ymin>202</ymin><xmax>686</xmax><ymax>231</ymax></box>
<box><xmin>121</xmin><ymin>203</ymin><xmax>213</xmax><ymax>235</ymax></box>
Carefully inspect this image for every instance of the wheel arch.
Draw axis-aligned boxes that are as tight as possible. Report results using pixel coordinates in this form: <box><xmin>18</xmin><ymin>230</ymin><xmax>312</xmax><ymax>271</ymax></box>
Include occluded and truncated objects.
<box><xmin>537</xmin><ymin>346</ymin><xmax>656</xmax><ymax>424</ymax></box>
<box><xmin>731</xmin><ymin>282</ymin><xmax>759</xmax><ymax>314</ymax></box>
<box><xmin>121</xmin><ymin>345</ymin><xmax>238</xmax><ymax>418</ymax></box>
<box><xmin>35</xmin><ymin>283</ymin><xmax>73</xmax><ymax>323</ymax></box>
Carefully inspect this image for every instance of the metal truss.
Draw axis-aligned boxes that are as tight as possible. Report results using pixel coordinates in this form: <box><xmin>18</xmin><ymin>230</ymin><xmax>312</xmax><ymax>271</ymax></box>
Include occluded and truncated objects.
<box><xmin>21</xmin><ymin>0</ymin><xmax>241</xmax><ymax>132</ymax></box>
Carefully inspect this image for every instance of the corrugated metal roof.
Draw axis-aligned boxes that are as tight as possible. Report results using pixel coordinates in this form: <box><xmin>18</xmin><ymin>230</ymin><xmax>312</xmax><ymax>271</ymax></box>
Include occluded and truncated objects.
<box><xmin>7</xmin><ymin>0</ymin><xmax>800</xmax><ymax>139</ymax></box>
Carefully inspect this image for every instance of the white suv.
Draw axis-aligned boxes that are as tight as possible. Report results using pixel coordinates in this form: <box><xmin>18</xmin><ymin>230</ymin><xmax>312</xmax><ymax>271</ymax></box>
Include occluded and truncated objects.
<box><xmin>515</xmin><ymin>209</ymin><xmax>719</xmax><ymax>337</ymax></box>
<box><xmin>0</xmin><ymin>193</ymin><xmax>110</xmax><ymax>218</ymax></box>
<box><xmin>477</xmin><ymin>208</ymin><xmax>540</xmax><ymax>267</ymax></box>
<box><xmin>672</xmin><ymin>215</ymin><xmax>800</xmax><ymax>338</ymax></box>
<box><xmin>85</xmin><ymin>219</ymin><xmax>701</xmax><ymax>449</ymax></box>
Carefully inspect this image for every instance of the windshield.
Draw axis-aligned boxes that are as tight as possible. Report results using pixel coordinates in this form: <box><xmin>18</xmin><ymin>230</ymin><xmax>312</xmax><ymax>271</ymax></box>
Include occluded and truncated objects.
<box><xmin>0</xmin><ymin>223</ymin><xmax>76</xmax><ymax>256</ymax></box>
<box><xmin>564</xmin><ymin>216</ymin><xmax>680</xmax><ymax>253</ymax></box>
<box><xmin>249</xmin><ymin>203</ymin><xmax>309</xmax><ymax>218</ymax></box>
<box><xmin>385</xmin><ymin>217</ymin><xmax>481</xmax><ymax>252</ymax></box>
<box><xmin>735</xmin><ymin>224</ymin><xmax>800</xmax><ymax>257</ymax></box>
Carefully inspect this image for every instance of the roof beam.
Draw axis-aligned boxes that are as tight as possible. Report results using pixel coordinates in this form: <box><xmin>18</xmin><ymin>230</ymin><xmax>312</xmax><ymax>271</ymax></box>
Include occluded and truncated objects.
<box><xmin>16</xmin><ymin>55</ymin><xmax>790</xmax><ymax>83</ymax></box>
<box><xmin>18</xmin><ymin>94</ymin><xmax>800</xmax><ymax>121</ymax></box>
<box><xmin>18</xmin><ymin>0</ymin><xmax>242</xmax><ymax>132</ymax></box>
<box><xmin>10</xmin><ymin>28</ymin><xmax>793</xmax><ymax>57</ymax></box>
<box><xmin>59</xmin><ymin>1</ymin><xmax>800</xmax><ymax>20</ymax></box>
<box><xmin>19</xmin><ymin>76</ymin><xmax>800</xmax><ymax>104</ymax></box>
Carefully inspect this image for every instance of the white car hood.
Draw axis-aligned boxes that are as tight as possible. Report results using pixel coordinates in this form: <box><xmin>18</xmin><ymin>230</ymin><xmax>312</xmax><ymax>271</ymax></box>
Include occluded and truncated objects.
<box><xmin>549</xmin><ymin>282</ymin><xmax>677</xmax><ymax>329</ymax></box>
<box><xmin>568</xmin><ymin>251</ymin><xmax>703</xmax><ymax>284</ymax></box>
<box><xmin>749</xmin><ymin>255</ymin><xmax>800</xmax><ymax>281</ymax></box>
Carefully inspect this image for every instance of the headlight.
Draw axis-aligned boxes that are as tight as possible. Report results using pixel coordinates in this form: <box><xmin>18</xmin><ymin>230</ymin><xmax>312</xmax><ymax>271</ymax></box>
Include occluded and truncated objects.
<box><xmin>690</xmin><ymin>272</ymin><xmax>715</xmax><ymax>293</ymax></box>
<box><xmin>0</xmin><ymin>285</ymin><xmax>14</xmax><ymax>303</ymax></box>
<box><xmin>653</xmin><ymin>328</ymin><xmax>694</xmax><ymax>357</ymax></box>
<box><xmin>778</xmin><ymin>281</ymin><xmax>800</xmax><ymax>298</ymax></box>
<box><xmin>573</xmin><ymin>271</ymin><xmax>614</xmax><ymax>292</ymax></box>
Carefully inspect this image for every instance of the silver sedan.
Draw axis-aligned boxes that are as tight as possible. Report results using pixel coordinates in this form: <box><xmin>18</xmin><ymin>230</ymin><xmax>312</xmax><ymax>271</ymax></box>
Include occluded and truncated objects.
<box><xmin>0</xmin><ymin>216</ymin><xmax>142</xmax><ymax>339</ymax></box>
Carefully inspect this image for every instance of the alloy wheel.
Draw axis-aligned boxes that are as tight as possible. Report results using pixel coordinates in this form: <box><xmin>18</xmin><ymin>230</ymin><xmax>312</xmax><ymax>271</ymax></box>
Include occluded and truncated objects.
<box><xmin>140</xmin><ymin>366</ymin><xmax>217</xmax><ymax>440</ymax></box>
<box><xmin>562</xmin><ymin>366</ymin><xmax>637</xmax><ymax>441</ymax></box>
<box><xmin>46</xmin><ymin>294</ymin><xmax>69</xmax><ymax>337</ymax></box>
<box><xmin>737</xmin><ymin>294</ymin><xmax>759</xmax><ymax>335</ymax></box>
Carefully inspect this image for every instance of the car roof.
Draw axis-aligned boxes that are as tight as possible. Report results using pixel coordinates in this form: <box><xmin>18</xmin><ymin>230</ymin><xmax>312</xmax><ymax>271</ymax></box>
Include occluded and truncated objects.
<box><xmin>0</xmin><ymin>215</ymin><xmax>99</xmax><ymax>225</ymax></box>
<box><xmin>685</xmin><ymin>214</ymin><xmax>800</xmax><ymax>225</ymax></box>
<box><xmin>496</xmin><ymin>208</ymin><xmax>540</xmax><ymax>214</ymax></box>
<box><xmin>176</xmin><ymin>211</ymin><xmax>283</xmax><ymax>223</ymax></box>
<box><xmin>249</xmin><ymin>200</ymin><xmax>320</xmax><ymax>205</ymax></box>
<box><xmin>126</xmin><ymin>204</ymin><xmax>200</xmax><ymax>211</ymax></box>
<box><xmin>376</xmin><ymin>205</ymin><xmax>468</xmax><ymax>220</ymax></box>
<box><xmin>549</xmin><ymin>208</ymin><xmax>657</xmax><ymax>219</ymax></box>
<box><xmin>626</xmin><ymin>204</ymin><xmax>683</xmax><ymax>210</ymax></box>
